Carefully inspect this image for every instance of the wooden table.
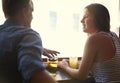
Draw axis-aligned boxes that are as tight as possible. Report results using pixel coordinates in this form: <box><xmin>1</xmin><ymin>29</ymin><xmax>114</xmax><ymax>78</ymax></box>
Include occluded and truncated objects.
<box><xmin>48</xmin><ymin>67</ymin><xmax>95</xmax><ymax>83</ymax></box>
<box><xmin>48</xmin><ymin>67</ymin><xmax>81</xmax><ymax>83</ymax></box>
<box><xmin>43</xmin><ymin>58</ymin><xmax>95</xmax><ymax>83</ymax></box>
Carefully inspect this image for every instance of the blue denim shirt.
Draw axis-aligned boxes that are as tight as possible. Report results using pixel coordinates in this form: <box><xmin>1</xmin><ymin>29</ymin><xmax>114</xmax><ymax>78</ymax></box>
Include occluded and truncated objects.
<box><xmin>0</xmin><ymin>19</ymin><xmax>45</xmax><ymax>83</ymax></box>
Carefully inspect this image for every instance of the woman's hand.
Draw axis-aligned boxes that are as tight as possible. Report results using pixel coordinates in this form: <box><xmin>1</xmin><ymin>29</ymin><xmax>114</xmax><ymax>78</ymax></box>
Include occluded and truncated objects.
<box><xmin>58</xmin><ymin>59</ymin><xmax>69</xmax><ymax>71</ymax></box>
<box><xmin>43</xmin><ymin>48</ymin><xmax>60</xmax><ymax>58</ymax></box>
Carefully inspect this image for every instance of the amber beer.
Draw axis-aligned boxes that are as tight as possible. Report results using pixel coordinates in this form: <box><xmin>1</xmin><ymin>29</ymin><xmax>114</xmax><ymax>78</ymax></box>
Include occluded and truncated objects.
<box><xmin>69</xmin><ymin>57</ymin><xmax>78</xmax><ymax>69</ymax></box>
<box><xmin>47</xmin><ymin>57</ymin><xmax>58</xmax><ymax>73</ymax></box>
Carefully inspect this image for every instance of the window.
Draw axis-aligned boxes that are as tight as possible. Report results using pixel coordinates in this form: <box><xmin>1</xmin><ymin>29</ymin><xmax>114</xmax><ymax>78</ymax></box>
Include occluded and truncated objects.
<box><xmin>49</xmin><ymin>11</ymin><xmax>57</xmax><ymax>30</ymax></box>
<box><xmin>0</xmin><ymin>0</ymin><xmax>119</xmax><ymax>58</ymax></box>
<box><xmin>73</xmin><ymin>13</ymin><xmax>80</xmax><ymax>32</ymax></box>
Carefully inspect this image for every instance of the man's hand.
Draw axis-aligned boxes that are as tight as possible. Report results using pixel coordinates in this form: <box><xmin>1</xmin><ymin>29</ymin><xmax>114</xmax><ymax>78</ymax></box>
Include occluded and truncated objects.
<box><xmin>43</xmin><ymin>48</ymin><xmax>60</xmax><ymax>58</ymax></box>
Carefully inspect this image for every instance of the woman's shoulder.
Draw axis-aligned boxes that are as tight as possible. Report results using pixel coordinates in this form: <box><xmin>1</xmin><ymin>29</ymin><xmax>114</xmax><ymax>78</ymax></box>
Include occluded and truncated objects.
<box><xmin>89</xmin><ymin>31</ymin><xmax>111</xmax><ymax>39</ymax></box>
<box><xmin>87</xmin><ymin>32</ymin><xmax>112</xmax><ymax>46</ymax></box>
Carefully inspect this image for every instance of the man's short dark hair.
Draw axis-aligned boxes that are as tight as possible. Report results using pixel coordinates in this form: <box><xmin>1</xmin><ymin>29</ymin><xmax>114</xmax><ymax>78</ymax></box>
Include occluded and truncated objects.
<box><xmin>2</xmin><ymin>0</ymin><xmax>30</xmax><ymax>17</ymax></box>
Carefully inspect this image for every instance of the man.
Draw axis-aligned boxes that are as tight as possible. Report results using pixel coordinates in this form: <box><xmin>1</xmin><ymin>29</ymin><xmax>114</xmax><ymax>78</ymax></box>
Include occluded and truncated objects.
<box><xmin>0</xmin><ymin>0</ymin><xmax>59</xmax><ymax>83</ymax></box>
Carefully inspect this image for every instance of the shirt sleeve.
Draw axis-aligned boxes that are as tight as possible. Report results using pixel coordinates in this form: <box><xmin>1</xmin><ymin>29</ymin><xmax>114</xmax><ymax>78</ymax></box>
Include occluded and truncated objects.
<box><xmin>17</xmin><ymin>30</ymin><xmax>46</xmax><ymax>80</ymax></box>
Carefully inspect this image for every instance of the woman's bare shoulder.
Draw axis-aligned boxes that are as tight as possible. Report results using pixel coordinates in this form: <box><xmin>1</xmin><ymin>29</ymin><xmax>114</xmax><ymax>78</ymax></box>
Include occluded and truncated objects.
<box><xmin>88</xmin><ymin>32</ymin><xmax>111</xmax><ymax>42</ymax></box>
<box><xmin>86</xmin><ymin>32</ymin><xmax>112</xmax><ymax>48</ymax></box>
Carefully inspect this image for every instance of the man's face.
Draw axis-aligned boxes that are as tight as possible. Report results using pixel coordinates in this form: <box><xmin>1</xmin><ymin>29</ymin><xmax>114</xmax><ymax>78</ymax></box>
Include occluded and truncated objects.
<box><xmin>23</xmin><ymin>0</ymin><xmax>34</xmax><ymax>27</ymax></box>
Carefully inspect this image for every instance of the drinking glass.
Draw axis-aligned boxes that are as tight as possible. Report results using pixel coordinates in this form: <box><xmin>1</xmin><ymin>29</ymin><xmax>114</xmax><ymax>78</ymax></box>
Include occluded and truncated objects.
<box><xmin>69</xmin><ymin>57</ymin><xmax>78</xmax><ymax>69</ymax></box>
<box><xmin>47</xmin><ymin>57</ymin><xmax>58</xmax><ymax>74</ymax></box>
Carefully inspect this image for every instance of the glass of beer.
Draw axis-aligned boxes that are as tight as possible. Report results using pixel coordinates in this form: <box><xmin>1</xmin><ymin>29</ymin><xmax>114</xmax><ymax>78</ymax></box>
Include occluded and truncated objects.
<box><xmin>47</xmin><ymin>57</ymin><xmax>58</xmax><ymax>74</ymax></box>
<box><xmin>69</xmin><ymin>57</ymin><xmax>78</xmax><ymax>69</ymax></box>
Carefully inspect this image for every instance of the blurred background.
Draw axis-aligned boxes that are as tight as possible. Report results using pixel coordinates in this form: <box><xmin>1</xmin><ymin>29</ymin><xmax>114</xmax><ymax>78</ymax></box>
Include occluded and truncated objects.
<box><xmin>0</xmin><ymin>0</ymin><xmax>120</xmax><ymax>58</ymax></box>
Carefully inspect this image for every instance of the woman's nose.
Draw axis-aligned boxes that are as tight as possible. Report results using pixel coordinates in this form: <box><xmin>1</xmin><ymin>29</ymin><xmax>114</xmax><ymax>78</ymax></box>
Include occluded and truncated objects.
<box><xmin>81</xmin><ymin>18</ymin><xmax>83</xmax><ymax>23</ymax></box>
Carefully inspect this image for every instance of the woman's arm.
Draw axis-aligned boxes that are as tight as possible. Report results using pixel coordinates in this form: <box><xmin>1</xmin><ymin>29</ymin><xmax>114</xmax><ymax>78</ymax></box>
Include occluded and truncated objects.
<box><xmin>58</xmin><ymin>35</ymin><xmax>98</xmax><ymax>80</ymax></box>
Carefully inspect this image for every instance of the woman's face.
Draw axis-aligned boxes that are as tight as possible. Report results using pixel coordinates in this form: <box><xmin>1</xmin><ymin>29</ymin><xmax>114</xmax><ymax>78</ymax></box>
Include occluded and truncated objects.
<box><xmin>81</xmin><ymin>9</ymin><xmax>97</xmax><ymax>34</ymax></box>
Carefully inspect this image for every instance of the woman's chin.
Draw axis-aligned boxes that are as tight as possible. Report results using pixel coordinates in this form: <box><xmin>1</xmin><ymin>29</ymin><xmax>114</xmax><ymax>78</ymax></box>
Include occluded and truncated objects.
<box><xmin>83</xmin><ymin>29</ymin><xmax>86</xmax><ymax>32</ymax></box>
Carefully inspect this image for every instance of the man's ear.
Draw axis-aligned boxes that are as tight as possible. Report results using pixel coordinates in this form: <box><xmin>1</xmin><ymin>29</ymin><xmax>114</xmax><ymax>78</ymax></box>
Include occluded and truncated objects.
<box><xmin>21</xmin><ymin>8</ymin><xmax>26</xmax><ymax>15</ymax></box>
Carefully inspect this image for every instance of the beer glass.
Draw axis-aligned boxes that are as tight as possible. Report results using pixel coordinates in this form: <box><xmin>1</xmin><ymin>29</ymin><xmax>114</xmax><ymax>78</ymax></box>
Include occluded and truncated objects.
<box><xmin>47</xmin><ymin>57</ymin><xmax>58</xmax><ymax>74</ymax></box>
<box><xmin>69</xmin><ymin>57</ymin><xmax>78</xmax><ymax>69</ymax></box>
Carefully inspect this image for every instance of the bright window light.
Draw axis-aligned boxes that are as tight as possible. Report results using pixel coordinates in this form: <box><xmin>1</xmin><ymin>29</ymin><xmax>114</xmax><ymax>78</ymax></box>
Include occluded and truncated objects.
<box><xmin>0</xmin><ymin>0</ymin><xmax>119</xmax><ymax>58</ymax></box>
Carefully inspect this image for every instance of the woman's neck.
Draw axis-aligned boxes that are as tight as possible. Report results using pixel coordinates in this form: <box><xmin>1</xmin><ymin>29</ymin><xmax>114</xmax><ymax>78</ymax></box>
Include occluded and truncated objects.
<box><xmin>87</xmin><ymin>30</ymin><xmax>100</xmax><ymax>36</ymax></box>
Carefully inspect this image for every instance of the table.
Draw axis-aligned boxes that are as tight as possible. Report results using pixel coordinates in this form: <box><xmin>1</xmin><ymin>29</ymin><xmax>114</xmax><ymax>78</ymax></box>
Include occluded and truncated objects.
<box><xmin>43</xmin><ymin>58</ymin><xmax>95</xmax><ymax>83</ymax></box>
<box><xmin>48</xmin><ymin>67</ymin><xmax>81</xmax><ymax>83</ymax></box>
<box><xmin>48</xmin><ymin>67</ymin><xmax>95</xmax><ymax>83</ymax></box>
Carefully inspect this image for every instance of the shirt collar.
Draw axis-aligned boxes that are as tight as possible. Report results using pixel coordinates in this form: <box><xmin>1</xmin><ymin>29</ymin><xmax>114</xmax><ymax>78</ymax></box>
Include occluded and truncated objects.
<box><xmin>3</xmin><ymin>19</ymin><xmax>21</xmax><ymax>27</ymax></box>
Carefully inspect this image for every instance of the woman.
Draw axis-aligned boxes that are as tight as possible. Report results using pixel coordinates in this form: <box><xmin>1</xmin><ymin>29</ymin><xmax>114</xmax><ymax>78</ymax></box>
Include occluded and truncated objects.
<box><xmin>58</xmin><ymin>3</ymin><xmax>120</xmax><ymax>83</ymax></box>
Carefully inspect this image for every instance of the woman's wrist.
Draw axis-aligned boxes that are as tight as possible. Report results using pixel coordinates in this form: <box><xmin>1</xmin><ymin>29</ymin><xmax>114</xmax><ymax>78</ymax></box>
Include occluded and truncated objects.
<box><xmin>64</xmin><ymin>66</ymin><xmax>69</xmax><ymax>72</ymax></box>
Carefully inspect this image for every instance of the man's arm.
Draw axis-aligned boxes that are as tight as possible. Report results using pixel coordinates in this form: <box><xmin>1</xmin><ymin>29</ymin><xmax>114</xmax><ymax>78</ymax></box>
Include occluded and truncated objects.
<box><xmin>30</xmin><ymin>70</ymin><xmax>58</xmax><ymax>83</ymax></box>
